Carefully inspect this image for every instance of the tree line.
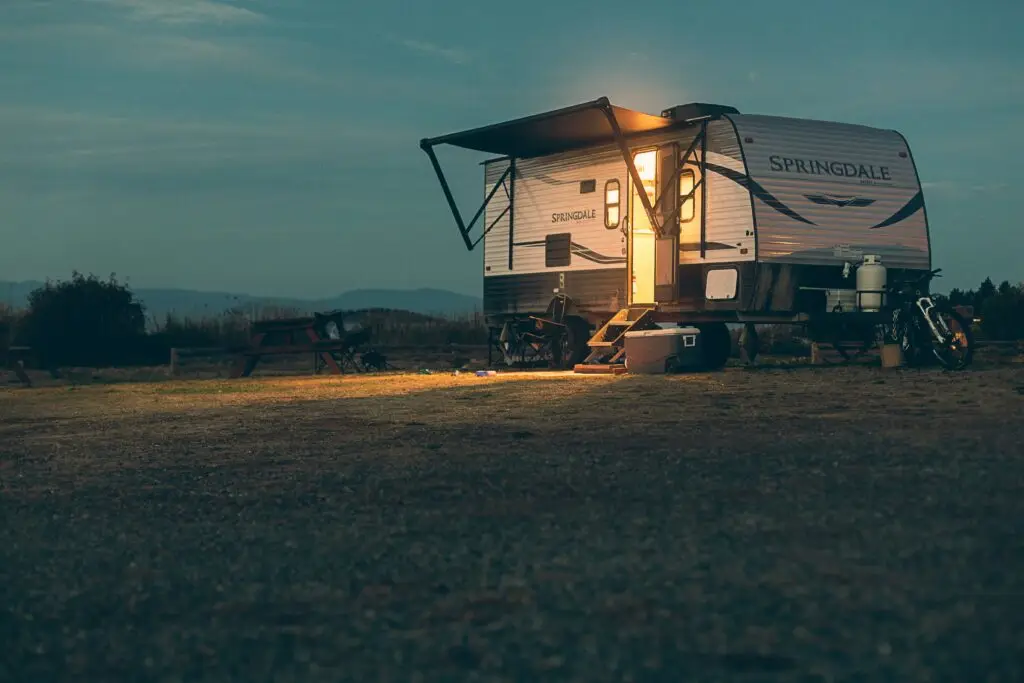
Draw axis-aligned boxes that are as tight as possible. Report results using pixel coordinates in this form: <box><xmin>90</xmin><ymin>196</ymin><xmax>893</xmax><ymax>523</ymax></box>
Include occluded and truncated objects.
<box><xmin>0</xmin><ymin>272</ymin><xmax>1020</xmax><ymax>369</ymax></box>
<box><xmin>0</xmin><ymin>272</ymin><xmax>488</xmax><ymax>368</ymax></box>
<box><xmin>941</xmin><ymin>278</ymin><xmax>1024</xmax><ymax>341</ymax></box>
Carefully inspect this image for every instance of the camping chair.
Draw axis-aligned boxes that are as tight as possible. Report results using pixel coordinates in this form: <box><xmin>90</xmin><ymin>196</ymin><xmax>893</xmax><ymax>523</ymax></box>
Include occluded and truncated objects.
<box><xmin>359</xmin><ymin>349</ymin><xmax>396</xmax><ymax>372</ymax></box>
<box><xmin>334</xmin><ymin>327</ymin><xmax>371</xmax><ymax>372</ymax></box>
<box><xmin>510</xmin><ymin>294</ymin><xmax>571</xmax><ymax>366</ymax></box>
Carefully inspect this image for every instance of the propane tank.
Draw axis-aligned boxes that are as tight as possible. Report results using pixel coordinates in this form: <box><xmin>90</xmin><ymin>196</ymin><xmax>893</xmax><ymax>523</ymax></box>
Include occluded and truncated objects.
<box><xmin>856</xmin><ymin>254</ymin><xmax>887</xmax><ymax>311</ymax></box>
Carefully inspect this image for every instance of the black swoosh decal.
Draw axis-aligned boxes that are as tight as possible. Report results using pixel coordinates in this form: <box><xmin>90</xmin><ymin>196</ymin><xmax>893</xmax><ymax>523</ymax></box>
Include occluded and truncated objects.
<box><xmin>512</xmin><ymin>240</ymin><xmax>626</xmax><ymax>264</ymax></box>
<box><xmin>869</xmin><ymin>191</ymin><xmax>923</xmax><ymax>229</ymax></box>
<box><xmin>680</xmin><ymin>242</ymin><xmax>737</xmax><ymax>251</ymax></box>
<box><xmin>706</xmin><ymin>162</ymin><xmax>924</xmax><ymax>230</ymax></box>
<box><xmin>570</xmin><ymin>244</ymin><xmax>626</xmax><ymax>264</ymax></box>
<box><xmin>704</xmin><ymin>162</ymin><xmax>816</xmax><ymax>225</ymax></box>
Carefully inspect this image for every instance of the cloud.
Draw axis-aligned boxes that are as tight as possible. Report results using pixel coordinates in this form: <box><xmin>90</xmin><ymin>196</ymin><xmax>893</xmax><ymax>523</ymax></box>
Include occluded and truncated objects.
<box><xmin>387</xmin><ymin>34</ymin><xmax>471</xmax><ymax>65</ymax></box>
<box><xmin>86</xmin><ymin>0</ymin><xmax>266</xmax><ymax>25</ymax></box>
<box><xmin>0</xmin><ymin>18</ymin><xmax>336</xmax><ymax>88</ymax></box>
<box><xmin>0</xmin><ymin>105</ymin><xmax>417</xmax><ymax>179</ymax></box>
<box><xmin>921</xmin><ymin>180</ymin><xmax>1010</xmax><ymax>197</ymax></box>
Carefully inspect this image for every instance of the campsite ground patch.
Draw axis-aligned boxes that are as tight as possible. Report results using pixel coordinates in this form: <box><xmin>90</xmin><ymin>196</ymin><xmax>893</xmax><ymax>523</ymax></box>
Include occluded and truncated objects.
<box><xmin>2</xmin><ymin>364</ymin><xmax>1022</xmax><ymax>681</ymax></box>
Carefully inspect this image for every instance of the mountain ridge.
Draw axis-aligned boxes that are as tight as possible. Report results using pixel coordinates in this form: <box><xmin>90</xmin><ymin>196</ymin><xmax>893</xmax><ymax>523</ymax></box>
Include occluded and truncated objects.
<box><xmin>0</xmin><ymin>280</ymin><xmax>482</xmax><ymax>318</ymax></box>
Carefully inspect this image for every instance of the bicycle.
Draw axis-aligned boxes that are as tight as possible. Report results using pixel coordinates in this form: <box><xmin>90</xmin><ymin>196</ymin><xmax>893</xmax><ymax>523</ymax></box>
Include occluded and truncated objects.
<box><xmin>882</xmin><ymin>268</ymin><xmax>974</xmax><ymax>370</ymax></box>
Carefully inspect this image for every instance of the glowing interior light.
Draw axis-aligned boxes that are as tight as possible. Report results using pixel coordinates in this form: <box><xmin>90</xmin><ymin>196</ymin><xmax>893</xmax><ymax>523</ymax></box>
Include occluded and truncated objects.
<box><xmin>604</xmin><ymin>179</ymin><xmax>621</xmax><ymax>229</ymax></box>
<box><xmin>633</xmin><ymin>150</ymin><xmax>657</xmax><ymax>201</ymax></box>
<box><xmin>679</xmin><ymin>170</ymin><xmax>695</xmax><ymax>222</ymax></box>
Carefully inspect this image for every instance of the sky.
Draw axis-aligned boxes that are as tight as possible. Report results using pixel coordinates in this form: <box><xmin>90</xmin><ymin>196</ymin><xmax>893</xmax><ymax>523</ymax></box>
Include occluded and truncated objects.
<box><xmin>0</xmin><ymin>0</ymin><xmax>1021</xmax><ymax>298</ymax></box>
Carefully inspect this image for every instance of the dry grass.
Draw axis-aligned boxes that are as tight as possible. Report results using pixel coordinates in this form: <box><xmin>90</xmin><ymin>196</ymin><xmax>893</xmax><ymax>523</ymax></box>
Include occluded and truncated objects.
<box><xmin>2</xmin><ymin>363</ymin><xmax>1024</xmax><ymax>681</ymax></box>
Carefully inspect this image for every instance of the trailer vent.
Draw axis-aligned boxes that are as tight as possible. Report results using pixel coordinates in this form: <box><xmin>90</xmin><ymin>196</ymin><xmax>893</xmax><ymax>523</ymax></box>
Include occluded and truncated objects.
<box><xmin>579</xmin><ymin>179</ymin><xmax>596</xmax><ymax>194</ymax></box>
<box><xmin>660</xmin><ymin>103</ymin><xmax>740</xmax><ymax>122</ymax></box>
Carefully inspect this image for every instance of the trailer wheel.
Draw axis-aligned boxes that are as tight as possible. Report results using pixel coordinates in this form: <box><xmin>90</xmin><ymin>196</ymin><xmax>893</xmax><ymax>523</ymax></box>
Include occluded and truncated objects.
<box><xmin>697</xmin><ymin>322</ymin><xmax>731</xmax><ymax>370</ymax></box>
<box><xmin>552</xmin><ymin>316</ymin><xmax>591</xmax><ymax>369</ymax></box>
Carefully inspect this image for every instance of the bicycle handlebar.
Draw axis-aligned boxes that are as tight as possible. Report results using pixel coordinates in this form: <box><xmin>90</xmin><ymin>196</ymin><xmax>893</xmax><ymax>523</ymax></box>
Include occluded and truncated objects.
<box><xmin>886</xmin><ymin>268</ymin><xmax>942</xmax><ymax>293</ymax></box>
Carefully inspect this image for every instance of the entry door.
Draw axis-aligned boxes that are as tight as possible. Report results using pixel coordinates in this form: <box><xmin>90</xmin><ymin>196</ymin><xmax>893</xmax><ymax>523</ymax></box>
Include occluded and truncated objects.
<box><xmin>655</xmin><ymin>144</ymin><xmax>680</xmax><ymax>302</ymax></box>
<box><xmin>629</xmin><ymin>149</ymin><xmax>658</xmax><ymax>305</ymax></box>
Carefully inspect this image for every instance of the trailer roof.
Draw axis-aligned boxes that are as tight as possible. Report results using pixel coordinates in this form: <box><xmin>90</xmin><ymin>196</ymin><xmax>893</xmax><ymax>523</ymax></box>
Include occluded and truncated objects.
<box><xmin>419</xmin><ymin>97</ymin><xmax>674</xmax><ymax>158</ymax></box>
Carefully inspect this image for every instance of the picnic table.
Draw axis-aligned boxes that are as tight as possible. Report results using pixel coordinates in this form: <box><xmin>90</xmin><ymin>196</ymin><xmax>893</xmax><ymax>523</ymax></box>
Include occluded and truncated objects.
<box><xmin>228</xmin><ymin>314</ymin><xmax>370</xmax><ymax>379</ymax></box>
<box><xmin>2</xmin><ymin>345</ymin><xmax>33</xmax><ymax>387</ymax></box>
<box><xmin>0</xmin><ymin>320</ymin><xmax>31</xmax><ymax>386</ymax></box>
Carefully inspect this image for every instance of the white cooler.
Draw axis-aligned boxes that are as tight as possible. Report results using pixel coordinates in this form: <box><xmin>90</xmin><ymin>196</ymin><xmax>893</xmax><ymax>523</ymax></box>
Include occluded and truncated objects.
<box><xmin>623</xmin><ymin>327</ymin><xmax>702</xmax><ymax>374</ymax></box>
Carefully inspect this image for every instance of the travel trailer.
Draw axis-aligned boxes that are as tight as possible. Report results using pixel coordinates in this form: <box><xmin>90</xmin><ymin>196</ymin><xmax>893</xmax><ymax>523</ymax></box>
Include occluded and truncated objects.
<box><xmin>420</xmin><ymin>97</ymin><xmax>933</xmax><ymax>370</ymax></box>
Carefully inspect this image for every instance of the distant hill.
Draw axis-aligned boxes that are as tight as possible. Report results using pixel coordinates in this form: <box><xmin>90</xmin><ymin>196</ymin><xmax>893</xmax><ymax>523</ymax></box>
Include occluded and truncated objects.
<box><xmin>0</xmin><ymin>280</ymin><xmax>482</xmax><ymax>319</ymax></box>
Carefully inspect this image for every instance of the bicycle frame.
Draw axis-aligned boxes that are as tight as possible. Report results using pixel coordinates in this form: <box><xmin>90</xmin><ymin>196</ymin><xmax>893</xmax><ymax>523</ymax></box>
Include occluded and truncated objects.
<box><xmin>914</xmin><ymin>296</ymin><xmax>949</xmax><ymax>343</ymax></box>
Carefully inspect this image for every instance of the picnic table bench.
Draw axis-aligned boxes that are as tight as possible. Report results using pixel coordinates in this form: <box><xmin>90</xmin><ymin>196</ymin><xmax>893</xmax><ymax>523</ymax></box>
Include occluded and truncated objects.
<box><xmin>2</xmin><ymin>345</ymin><xmax>33</xmax><ymax>387</ymax></box>
<box><xmin>228</xmin><ymin>314</ymin><xmax>371</xmax><ymax>379</ymax></box>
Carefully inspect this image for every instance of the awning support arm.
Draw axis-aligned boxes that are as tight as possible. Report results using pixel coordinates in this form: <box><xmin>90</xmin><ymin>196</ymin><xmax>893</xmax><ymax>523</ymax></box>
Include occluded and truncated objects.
<box><xmin>651</xmin><ymin>127</ymin><xmax>705</xmax><ymax>222</ymax></box>
<box><xmin>470</xmin><ymin>202</ymin><xmax>510</xmax><ymax>249</ymax></box>
<box><xmin>598</xmin><ymin>101</ymin><xmax>665</xmax><ymax>238</ymax></box>
<box><xmin>420</xmin><ymin>142</ymin><xmax>513</xmax><ymax>251</ymax></box>
<box><xmin>420</xmin><ymin>97</ymin><xmax>716</xmax><ymax>247</ymax></box>
<box><xmin>599</xmin><ymin>102</ymin><xmax>709</xmax><ymax>239</ymax></box>
<box><xmin>662</xmin><ymin>177</ymin><xmax>705</xmax><ymax>228</ymax></box>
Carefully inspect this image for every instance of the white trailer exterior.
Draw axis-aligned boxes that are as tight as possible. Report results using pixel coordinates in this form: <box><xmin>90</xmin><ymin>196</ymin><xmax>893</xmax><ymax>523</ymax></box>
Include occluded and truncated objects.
<box><xmin>475</xmin><ymin>110</ymin><xmax>929</xmax><ymax>318</ymax></box>
<box><xmin>420</xmin><ymin>98</ymin><xmax>934</xmax><ymax>368</ymax></box>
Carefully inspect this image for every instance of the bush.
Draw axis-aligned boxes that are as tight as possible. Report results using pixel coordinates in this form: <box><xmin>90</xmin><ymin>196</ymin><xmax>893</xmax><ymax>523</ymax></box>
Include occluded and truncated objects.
<box><xmin>979</xmin><ymin>287</ymin><xmax>1024</xmax><ymax>341</ymax></box>
<box><xmin>20</xmin><ymin>272</ymin><xmax>148</xmax><ymax>367</ymax></box>
<box><xmin>946</xmin><ymin>279</ymin><xmax>1024</xmax><ymax>340</ymax></box>
<box><xmin>0</xmin><ymin>304</ymin><xmax>22</xmax><ymax>347</ymax></box>
<box><xmin>152</xmin><ymin>309</ymin><xmax>253</xmax><ymax>350</ymax></box>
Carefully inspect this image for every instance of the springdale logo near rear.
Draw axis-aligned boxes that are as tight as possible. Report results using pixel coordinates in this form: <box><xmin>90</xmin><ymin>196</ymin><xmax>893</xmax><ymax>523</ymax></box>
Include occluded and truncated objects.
<box><xmin>768</xmin><ymin>155</ymin><xmax>894</xmax><ymax>185</ymax></box>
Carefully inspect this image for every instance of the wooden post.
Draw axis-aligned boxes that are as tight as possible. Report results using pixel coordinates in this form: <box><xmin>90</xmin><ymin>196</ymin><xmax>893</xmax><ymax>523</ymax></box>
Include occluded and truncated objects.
<box><xmin>169</xmin><ymin>348</ymin><xmax>179</xmax><ymax>376</ymax></box>
<box><xmin>810</xmin><ymin>342</ymin><xmax>823</xmax><ymax>365</ymax></box>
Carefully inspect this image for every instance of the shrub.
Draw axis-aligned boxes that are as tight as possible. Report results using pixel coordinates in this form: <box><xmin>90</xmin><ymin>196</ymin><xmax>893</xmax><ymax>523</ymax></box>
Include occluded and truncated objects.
<box><xmin>20</xmin><ymin>272</ymin><xmax>148</xmax><ymax>367</ymax></box>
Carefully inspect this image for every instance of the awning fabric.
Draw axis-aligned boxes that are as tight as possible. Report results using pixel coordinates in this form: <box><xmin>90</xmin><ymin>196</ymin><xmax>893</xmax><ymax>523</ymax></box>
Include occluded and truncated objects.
<box><xmin>419</xmin><ymin>97</ymin><xmax>674</xmax><ymax>159</ymax></box>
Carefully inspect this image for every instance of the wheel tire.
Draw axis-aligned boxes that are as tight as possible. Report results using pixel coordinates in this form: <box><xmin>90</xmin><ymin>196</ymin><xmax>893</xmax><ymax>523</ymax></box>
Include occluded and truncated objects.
<box><xmin>564</xmin><ymin>316</ymin><xmax>592</xmax><ymax>368</ymax></box>
<box><xmin>551</xmin><ymin>316</ymin><xmax>591</xmax><ymax>370</ymax></box>
<box><xmin>928</xmin><ymin>306</ymin><xmax>974</xmax><ymax>370</ymax></box>
<box><xmin>697</xmin><ymin>322</ymin><xmax>731</xmax><ymax>370</ymax></box>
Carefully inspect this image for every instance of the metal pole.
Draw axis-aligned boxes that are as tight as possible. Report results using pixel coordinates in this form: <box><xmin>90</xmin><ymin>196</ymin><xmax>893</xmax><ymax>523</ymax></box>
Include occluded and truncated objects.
<box><xmin>598</xmin><ymin>100</ymin><xmax>664</xmax><ymax>238</ymax></box>
<box><xmin>422</xmin><ymin>143</ymin><xmax>474</xmax><ymax>251</ymax></box>
<box><xmin>700</xmin><ymin>120</ymin><xmax>708</xmax><ymax>259</ymax></box>
<box><xmin>508</xmin><ymin>158</ymin><xmax>515</xmax><ymax>271</ymax></box>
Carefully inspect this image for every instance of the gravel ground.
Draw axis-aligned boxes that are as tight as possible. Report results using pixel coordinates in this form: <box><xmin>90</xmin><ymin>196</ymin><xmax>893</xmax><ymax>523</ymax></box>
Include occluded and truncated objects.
<box><xmin>2</xmin><ymin>363</ymin><xmax>1023</xmax><ymax>682</ymax></box>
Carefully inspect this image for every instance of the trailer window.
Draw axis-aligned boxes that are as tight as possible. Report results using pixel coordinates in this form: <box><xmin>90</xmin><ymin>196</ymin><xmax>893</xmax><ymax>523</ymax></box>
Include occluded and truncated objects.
<box><xmin>679</xmin><ymin>169</ymin><xmax>695</xmax><ymax>222</ymax></box>
<box><xmin>604</xmin><ymin>179</ymin><xmax>620</xmax><ymax>229</ymax></box>
<box><xmin>580</xmin><ymin>179</ymin><xmax>596</xmax><ymax>194</ymax></box>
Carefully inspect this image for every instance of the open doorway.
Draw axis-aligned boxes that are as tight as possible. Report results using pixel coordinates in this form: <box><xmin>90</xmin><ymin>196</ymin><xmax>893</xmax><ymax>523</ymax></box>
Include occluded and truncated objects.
<box><xmin>628</xmin><ymin>149</ymin><xmax>657</xmax><ymax>305</ymax></box>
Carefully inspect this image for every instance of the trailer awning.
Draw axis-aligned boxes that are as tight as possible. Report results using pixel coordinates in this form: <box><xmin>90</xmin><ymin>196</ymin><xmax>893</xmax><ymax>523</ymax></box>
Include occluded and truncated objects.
<box><xmin>419</xmin><ymin>97</ymin><xmax>674</xmax><ymax>158</ymax></box>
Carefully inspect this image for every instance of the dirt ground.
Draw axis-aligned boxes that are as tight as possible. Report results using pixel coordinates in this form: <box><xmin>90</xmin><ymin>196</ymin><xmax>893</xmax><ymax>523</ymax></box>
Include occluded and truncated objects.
<box><xmin>2</xmin><ymin>358</ymin><xmax>1023</xmax><ymax>682</ymax></box>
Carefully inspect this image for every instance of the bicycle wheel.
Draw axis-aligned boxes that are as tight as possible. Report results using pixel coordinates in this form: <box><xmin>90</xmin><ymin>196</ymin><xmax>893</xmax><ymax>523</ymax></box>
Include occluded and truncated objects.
<box><xmin>927</xmin><ymin>305</ymin><xmax>974</xmax><ymax>370</ymax></box>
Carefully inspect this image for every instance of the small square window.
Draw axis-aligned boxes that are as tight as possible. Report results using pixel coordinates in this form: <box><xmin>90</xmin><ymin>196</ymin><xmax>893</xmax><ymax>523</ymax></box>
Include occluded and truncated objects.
<box><xmin>545</xmin><ymin>232</ymin><xmax>572</xmax><ymax>268</ymax></box>
<box><xmin>579</xmin><ymin>179</ymin><xmax>596</xmax><ymax>194</ymax></box>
